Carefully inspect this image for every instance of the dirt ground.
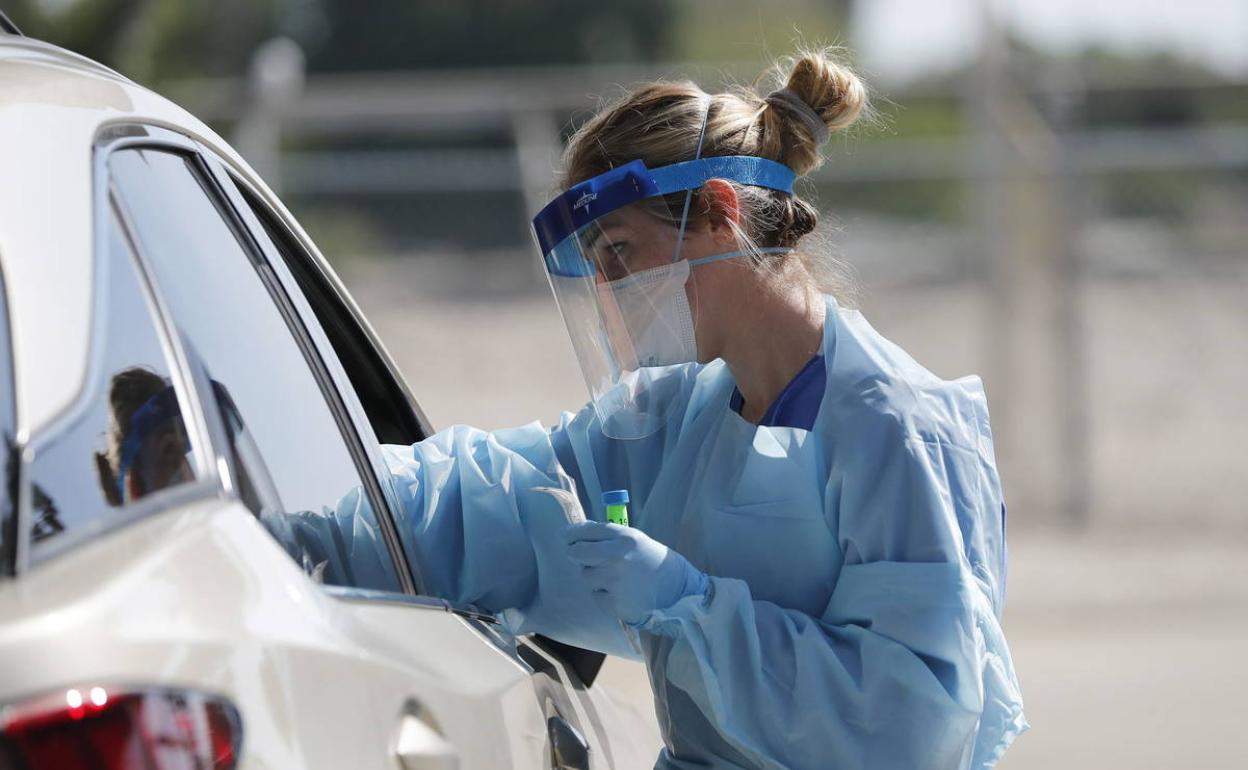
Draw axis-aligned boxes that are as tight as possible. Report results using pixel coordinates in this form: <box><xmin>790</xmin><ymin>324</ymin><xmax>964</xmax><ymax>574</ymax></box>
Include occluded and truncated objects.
<box><xmin>340</xmin><ymin>255</ymin><xmax>1248</xmax><ymax>769</ymax></box>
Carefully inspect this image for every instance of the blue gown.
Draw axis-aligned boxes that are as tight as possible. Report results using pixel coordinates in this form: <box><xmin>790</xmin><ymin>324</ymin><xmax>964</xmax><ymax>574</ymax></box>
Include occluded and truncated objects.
<box><xmin>382</xmin><ymin>295</ymin><xmax>1027</xmax><ymax>769</ymax></box>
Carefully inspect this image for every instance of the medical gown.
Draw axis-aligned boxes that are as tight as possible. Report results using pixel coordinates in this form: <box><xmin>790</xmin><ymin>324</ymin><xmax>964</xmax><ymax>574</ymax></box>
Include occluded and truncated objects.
<box><xmin>383</xmin><ymin>295</ymin><xmax>1027</xmax><ymax>769</ymax></box>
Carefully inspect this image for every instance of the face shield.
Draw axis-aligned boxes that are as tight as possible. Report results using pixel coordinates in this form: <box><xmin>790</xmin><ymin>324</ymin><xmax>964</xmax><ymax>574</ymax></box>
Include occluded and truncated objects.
<box><xmin>531</xmin><ymin>155</ymin><xmax>797</xmax><ymax>439</ymax></box>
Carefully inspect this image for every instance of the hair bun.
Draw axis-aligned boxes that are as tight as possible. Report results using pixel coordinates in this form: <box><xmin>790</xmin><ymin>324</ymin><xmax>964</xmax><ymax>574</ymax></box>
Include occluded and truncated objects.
<box><xmin>782</xmin><ymin>50</ymin><xmax>867</xmax><ymax>133</ymax></box>
<box><xmin>758</xmin><ymin>48</ymin><xmax>868</xmax><ymax>176</ymax></box>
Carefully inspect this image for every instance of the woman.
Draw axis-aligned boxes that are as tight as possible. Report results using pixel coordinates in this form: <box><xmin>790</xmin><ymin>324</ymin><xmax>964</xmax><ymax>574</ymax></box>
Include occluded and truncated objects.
<box><xmin>384</xmin><ymin>49</ymin><xmax>1027</xmax><ymax>769</ymax></box>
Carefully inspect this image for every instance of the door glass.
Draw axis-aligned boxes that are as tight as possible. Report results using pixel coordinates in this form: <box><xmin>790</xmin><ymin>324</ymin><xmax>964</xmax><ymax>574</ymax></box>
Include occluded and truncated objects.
<box><xmin>109</xmin><ymin>148</ymin><xmax>403</xmax><ymax>593</ymax></box>
<box><xmin>28</xmin><ymin>209</ymin><xmax>197</xmax><ymax>553</ymax></box>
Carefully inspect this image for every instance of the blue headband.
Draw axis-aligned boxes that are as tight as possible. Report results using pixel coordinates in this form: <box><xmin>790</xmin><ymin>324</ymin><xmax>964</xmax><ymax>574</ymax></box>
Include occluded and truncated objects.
<box><xmin>532</xmin><ymin>155</ymin><xmax>797</xmax><ymax>260</ymax></box>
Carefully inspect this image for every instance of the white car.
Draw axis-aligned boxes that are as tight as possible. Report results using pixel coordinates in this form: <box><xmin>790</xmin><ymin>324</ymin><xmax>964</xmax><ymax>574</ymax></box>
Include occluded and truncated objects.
<box><xmin>0</xmin><ymin>21</ymin><xmax>659</xmax><ymax>770</ymax></box>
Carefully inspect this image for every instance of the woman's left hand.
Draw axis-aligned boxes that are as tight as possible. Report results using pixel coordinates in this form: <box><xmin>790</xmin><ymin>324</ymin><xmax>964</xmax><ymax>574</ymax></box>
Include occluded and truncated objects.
<box><xmin>565</xmin><ymin>521</ymin><xmax>709</xmax><ymax>625</ymax></box>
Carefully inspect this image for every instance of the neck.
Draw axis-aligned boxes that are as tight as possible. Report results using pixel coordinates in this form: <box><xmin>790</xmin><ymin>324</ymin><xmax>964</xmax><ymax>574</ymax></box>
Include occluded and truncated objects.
<box><xmin>718</xmin><ymin>271</ymin><xmax>825</xmax><ymax>424</ymax></box>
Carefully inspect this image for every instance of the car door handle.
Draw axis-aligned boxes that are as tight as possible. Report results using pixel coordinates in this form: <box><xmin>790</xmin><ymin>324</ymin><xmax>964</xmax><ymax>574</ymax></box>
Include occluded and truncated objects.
<box><xmin>548</xmin><ymin>715</ymin><xmax>590</xmax><ymax>770</ymax></box>
<box><xmin>395</xmin><ymin>713</ymin><xmax>459</xmax><ymax>770</ymax></box>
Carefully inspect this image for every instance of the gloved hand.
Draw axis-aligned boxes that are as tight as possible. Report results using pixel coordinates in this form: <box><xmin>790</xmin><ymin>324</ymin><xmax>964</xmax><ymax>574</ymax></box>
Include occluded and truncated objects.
<box><xmin>565</xmin><ymin>521</ymin><xmax>709</xmax><ymax>625</ymax></box>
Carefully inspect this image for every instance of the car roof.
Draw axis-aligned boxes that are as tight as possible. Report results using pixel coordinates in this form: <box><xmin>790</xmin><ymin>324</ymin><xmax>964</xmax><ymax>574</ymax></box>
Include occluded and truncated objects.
<box><xmin>0</xmin><ymin>37</ymin><xmax>262</xmax><ymax>437</ymax></box>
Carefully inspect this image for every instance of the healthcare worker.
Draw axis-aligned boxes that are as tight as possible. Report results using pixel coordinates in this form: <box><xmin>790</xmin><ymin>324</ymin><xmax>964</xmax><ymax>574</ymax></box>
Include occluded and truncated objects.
<box><xmin>383</xmin><ymin>49</ymin><xmax>1027</xmax><ymax>769</ymax></box>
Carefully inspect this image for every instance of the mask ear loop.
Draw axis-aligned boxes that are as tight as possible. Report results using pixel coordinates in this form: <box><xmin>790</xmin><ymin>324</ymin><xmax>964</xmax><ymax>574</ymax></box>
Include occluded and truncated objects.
<box><xmin>671</xmin><ymin>95</ymin><xmax>713</xmax><ymax>264</ymax></box>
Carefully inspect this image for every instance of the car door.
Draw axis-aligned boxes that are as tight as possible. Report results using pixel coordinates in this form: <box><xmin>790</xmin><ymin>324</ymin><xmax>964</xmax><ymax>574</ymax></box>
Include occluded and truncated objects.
<box><xmin>102</xmin><ymin>127</ymin><xmax>587</xmax><ymax>770</ymax></box>
<box><xmin>1</xmin><ymin>164</ymin><xmax>407</xmax><ymax>770</ymax></box>
<box><xmin>196</xmin><ymin>148</ymin><xmax>661</xmax><ymax>770</ymax></box>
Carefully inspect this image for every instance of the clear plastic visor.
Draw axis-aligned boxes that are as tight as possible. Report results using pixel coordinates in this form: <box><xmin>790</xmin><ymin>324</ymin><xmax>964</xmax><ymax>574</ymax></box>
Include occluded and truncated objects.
<box><xmin>531</xmin><ymin>154</ymin><xmax>797</xmax><ymax>439</ymax></box>
<box><xmin>543</xmin><ymin>203</ymin><xmax>698</xmax><ymax>439</ymax></box>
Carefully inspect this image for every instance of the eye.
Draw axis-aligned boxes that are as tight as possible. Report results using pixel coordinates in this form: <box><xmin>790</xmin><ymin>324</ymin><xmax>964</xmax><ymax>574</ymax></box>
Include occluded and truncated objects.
<box><xmin>592</xmin><ymin>240</ymin><xmax>632</xmax><ymax>280</ymax></box>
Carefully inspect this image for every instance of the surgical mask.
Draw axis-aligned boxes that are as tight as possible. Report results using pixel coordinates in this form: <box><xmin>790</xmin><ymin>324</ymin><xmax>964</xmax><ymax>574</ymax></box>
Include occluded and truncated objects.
<box><xmin>602</xmin><ymin>246</ymin><xmax>795</xmax><ymax>368</ymax></box>
<box><xmin>604</xmin><ymin>258</ymin><xmax>697</xmax><ymax>368</ymax></box>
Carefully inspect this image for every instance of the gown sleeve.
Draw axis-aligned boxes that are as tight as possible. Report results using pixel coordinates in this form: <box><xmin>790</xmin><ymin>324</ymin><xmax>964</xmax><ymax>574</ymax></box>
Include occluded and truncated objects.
<box><xmin>631</xmin><ymin>396</ymin><xmax>1027</xmax><ymax>770</ymax></box>
<box><xmin>381</xmin><ymin>415</ymin><xmax>646</xmax><ymax>659</ymax></box>
<box><xmin>258</xmin><ymin>484</ymin><xmax>402</xmax><ymax>592</ymax></box>
<box><xmin>253</xmin><ymin>411</ymin><xmax>642</xmax><ymax>657</ymax></box>
<box><xmin>378</xmin><ymin>364</ymin><xmax>712</xmax><ymax>659</ymax></box>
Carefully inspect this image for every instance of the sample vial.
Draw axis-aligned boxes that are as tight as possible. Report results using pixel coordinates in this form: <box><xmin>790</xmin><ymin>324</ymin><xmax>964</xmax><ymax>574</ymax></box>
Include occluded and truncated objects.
<box><xmin>603</xmin><ymin>489</ymin><xmax>630</xmax><ymax>527</ymax></box>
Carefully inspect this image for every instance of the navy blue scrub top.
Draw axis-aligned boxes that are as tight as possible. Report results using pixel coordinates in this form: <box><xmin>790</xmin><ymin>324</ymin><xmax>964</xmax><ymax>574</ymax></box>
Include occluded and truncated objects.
<box><xmin>729</xmin><ymin>354</ymin><xmax>826</xmax><ymax>430</ymax></box>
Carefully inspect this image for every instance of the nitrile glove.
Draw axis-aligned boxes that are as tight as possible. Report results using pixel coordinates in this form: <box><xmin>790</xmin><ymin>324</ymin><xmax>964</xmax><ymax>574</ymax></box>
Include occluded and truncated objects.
<box><xmin>565</xmin><ymin>520</ymin><xmax>709</xmax><ymax>625</ymax></box>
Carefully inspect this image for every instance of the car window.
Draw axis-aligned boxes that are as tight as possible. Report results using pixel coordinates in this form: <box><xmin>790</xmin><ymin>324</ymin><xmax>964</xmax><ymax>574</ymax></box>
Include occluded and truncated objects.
<box><xmin>108</xmin><ymin>147</ymin><xmax>403</xmax><ymax>593</ymax></box>
<box><xmin>27</xmin><ymin>208</ymin><xmax>198</xmax><ymax>555</ymax></box>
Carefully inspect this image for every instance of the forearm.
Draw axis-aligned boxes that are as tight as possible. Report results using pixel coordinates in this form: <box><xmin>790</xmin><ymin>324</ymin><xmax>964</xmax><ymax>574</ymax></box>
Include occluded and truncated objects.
<box><xmin>382</xmin><ymin>422</ymin><xmax>639</xmax><ymax>657</ymax></box>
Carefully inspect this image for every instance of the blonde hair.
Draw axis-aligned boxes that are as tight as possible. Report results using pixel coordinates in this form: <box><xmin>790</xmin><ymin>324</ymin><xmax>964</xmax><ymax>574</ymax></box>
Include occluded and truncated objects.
<box><xmin>560</xmin><ymin>47</ymin><xmax>869</xmax><ymax>298</ymax></box>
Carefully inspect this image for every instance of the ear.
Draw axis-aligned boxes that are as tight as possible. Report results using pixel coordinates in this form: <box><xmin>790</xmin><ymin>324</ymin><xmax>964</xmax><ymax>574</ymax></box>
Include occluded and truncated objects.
<box><xmin>700</xmin><ymin>179</ymin><xmax>740</xmax><ymax>242</ymax></box>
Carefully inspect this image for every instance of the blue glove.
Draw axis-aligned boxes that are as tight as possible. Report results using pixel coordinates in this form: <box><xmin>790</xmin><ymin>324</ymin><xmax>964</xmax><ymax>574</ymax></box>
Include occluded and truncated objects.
<box><xmin>565</xmin><ymin>521</ymin><xmax>709</xmax><ymax>625</ymax></box>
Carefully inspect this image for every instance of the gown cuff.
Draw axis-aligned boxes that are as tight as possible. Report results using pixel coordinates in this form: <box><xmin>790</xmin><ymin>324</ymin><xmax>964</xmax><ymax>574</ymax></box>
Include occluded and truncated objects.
<box><xmin>628</xmin><ymin>573</ymin><xmax>722</xmax><ymax>634</ymax></box>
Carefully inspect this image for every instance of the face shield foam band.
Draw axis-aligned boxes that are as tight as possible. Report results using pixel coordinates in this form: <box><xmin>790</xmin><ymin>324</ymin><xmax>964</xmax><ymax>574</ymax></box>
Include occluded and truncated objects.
<box><xmin>532</xmin><ymin>155</ymin><xmax>797</xmax><ymax>265</ymax></box>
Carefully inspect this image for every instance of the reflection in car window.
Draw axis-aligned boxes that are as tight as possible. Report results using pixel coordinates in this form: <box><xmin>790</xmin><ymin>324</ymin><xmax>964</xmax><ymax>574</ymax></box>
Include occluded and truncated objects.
<box><xmin>28</xmin><ymin>210</ymin><xmax>197</xmax><ymax>551</ymax></box>
<box><xmin>108</xmin><ymin>148</ymin><xmax>403</xmax><ymax>593</ymax></box>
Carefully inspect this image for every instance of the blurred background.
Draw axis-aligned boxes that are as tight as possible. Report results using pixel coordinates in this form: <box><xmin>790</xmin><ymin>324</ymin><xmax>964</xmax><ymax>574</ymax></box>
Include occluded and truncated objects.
<box><xmin>9</xmin><ymin>0</ymin><xmax>1247</xmax><ymax>766</ymax></box>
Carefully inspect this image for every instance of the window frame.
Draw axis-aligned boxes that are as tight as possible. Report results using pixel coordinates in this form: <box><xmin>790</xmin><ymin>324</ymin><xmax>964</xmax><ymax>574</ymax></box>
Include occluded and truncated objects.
<box><xmin>202</xmin><ymin>146</ymin><xmax>618</xmax><ymax>686</ymax></box>
<box><xmin>199</xmin><ymin>156</ymin><xmax>437</xmax><ymax>594</ymax></box>
<box><xmin>101</xmin><ymin>125</ymin><xmax>419</xmax><ymax>597</ymax></box>
<box><xmin>16</xmin><ymin>129</ymin><xmax>223</xmax><ymax>572</ymax></box>
<box><xmin>93</xmin><ymin>124</ymin><xmax>608</xmax><ymax>690</ymax></box>
<box><xmin>216</xmin><ymin>168</ymin><xmax>432</xmax><ymax>445</ymax></box>
<box><xmin>199</xmin><ymin>156</ymin><xmax>592</xmax><ymax>667</ymax></box>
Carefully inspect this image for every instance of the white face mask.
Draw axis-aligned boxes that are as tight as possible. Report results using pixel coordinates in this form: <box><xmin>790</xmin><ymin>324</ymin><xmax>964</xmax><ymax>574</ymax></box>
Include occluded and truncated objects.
<box><xmin>601</xmin><ymin>246</ymin><xmax>795</xmax><ymax>369</ymax></box>
<box><xmin>603</xmin><ymin>258</ymin><xmax>698</xmax><ymax>368</ymax></box>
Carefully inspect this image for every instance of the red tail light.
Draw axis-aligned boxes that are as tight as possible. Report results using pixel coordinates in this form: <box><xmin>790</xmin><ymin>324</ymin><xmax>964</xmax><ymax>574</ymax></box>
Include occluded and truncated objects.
<box><xmin>0</xmin><ymin>686</ymin><xmax>242</xmax><ymax>769</ymax></box>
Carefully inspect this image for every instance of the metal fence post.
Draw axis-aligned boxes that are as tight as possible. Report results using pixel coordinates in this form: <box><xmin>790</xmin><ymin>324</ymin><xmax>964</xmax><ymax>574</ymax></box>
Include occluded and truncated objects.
<box><xmin>235</xmin><ymin>37</ymin><xmax>305</xmax><ymax>194</ymax></box>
